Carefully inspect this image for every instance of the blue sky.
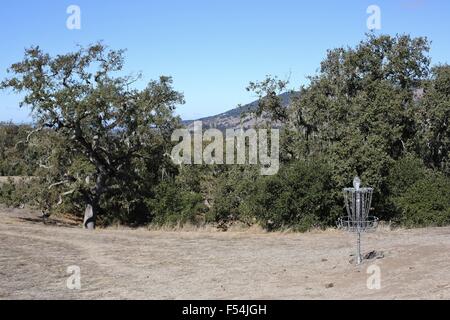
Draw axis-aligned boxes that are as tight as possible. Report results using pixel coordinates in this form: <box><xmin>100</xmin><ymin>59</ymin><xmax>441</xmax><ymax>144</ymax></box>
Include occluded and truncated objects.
<box><xmin>1</xmin><ymin>0</ymin><xmax>449</xmax><ymax>122</ymax></box>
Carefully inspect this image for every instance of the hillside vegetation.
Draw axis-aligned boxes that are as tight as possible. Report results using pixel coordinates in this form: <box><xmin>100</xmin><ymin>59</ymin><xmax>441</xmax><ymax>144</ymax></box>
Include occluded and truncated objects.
<box><xmin>1</xmin><ymin>34</ymin><xmax>449</xmax><ymax>231</ymax></box>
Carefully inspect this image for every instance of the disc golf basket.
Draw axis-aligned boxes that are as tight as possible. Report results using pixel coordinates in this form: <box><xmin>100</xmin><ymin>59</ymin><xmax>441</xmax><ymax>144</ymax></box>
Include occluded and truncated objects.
<box><xmin>338</xmin><ymin>177</ymin><xmax>378</xmax><ymax>264</ymax></box>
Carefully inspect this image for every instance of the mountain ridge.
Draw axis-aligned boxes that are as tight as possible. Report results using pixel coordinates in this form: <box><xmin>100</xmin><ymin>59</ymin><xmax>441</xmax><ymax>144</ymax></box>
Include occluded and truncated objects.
<box><xmin>182</xmin><ymin>92</ymin><xmax>296</xmax><ymax>130</ymax></box>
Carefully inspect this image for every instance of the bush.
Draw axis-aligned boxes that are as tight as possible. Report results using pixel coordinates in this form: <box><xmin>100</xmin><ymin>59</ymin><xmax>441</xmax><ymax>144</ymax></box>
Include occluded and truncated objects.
<box><xmin>249</xmin><ymin>159</ymin><xmax>338</xmax><ymax>231</ymax></box>
<box><xmin>388</xmin><ymin>155</ymin><xmax>428</xmax><ymax>196</ymax></box>
<box><xmin>0</xmin><ymin>123</ymin><xmax>41</xmax><ymax>176</ymax></box>
<box><xmin>0</xmin><ymin>176</ymin><xmax>84</xmax><ymax>217</ymax></box>
<box><xmin>379</xmin><ymin>155</ymin><xmax>429</xmax><ymax>221</ymax></box>
<box><xmin>393</xmin><ymin>172</ymin><xmax>450</xmax><ymax>227</ymax></box>
<box><xmin>0</xmin><ymin>178</ymin><xmax>35</xmax><ymax>208</ymax></box>
<box><xmin>210</xmin><ymin>166</ymin><xmax>260</xmax><ymax>225</ymax></box>
<box><xmin>146</xmin><ymin>180</ymin><xmax>206</xmax><ymax>227</ymax></box>
<box><xmin>0</xmin><ymin>180</ymin><xmax>20</xmax><ymax>207</ymax></box>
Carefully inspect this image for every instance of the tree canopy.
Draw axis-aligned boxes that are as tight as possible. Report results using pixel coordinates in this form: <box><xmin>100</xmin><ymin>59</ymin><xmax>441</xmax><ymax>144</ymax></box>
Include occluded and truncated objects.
<box><xmin>1</xmin><ymin>43</ymin><xmax>184</xmax><ymax>228</ymax></box>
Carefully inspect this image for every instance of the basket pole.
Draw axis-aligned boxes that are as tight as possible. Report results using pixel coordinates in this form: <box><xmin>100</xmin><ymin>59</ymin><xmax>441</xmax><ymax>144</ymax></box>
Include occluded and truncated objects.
<box><xmin>357</xmin><ymin>231</ymin><xmax>362</xmax><ymax>265</ymax></box>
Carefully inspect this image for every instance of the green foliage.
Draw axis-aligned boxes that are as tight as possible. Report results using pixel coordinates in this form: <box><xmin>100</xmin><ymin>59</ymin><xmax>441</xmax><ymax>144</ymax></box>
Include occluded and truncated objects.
<box><xmin>387</xmin><ymin>155</ymin><xmax>428</xmax><ymax>196</ymax></box>
<box><xmin>208</xmin><ymin>160</ymin><xmax>338</xmax><ymax>232</ymax></box>
<box><xmin>0</xmin><ymin>178</ymin><xmax>39</xmax><ymax>209</ymax></box>
<box><xmin>2</xmin><ymin>35</ymin><xmax>450</xmax><ymax>232</ymax></box>
<box><xmin>147</xmin><ymin>178</ymin><xmax>206</xmax><ymax>227</ymax></box>
<box><xmin>1</xmin><ymin>44</ymin><xmax>184</xmax><ymax>228</ymax></box>
<box><xmin>393</xmin><ymin>172</ymin><xmax>450</xmax><ymax>227</ymax></box>
<box><xmin>248</xmin><ymin>160</ymin><xmax>338</xmax><ymax>231</ymax></box>
<box><xmin>290</xmin><ymin>34</ymin><xmax>430</xmax><ymax>191</ymax></box>
<box><xmin>210</xmin><ymin>166</ymin><xmax>260</xmax><ymax>225</ymax></box>
<box><xmin>417</xmin><ymin>65</ymin><xmax>450</xmax><ymax>175</ymax></box>
<box><xmin>0</xmin><ymin>180</ymin><xmax>25</xmax><ymax>208</ymax></box>
<box><xmin>245</xmin><ymin>75</ymin><xmax>290</xmax><ymax>123</ymax></box>
<box><xmin>0</xmin><ymin>123</ymin><xmax>41</xmax><ymax>176</ymax></box>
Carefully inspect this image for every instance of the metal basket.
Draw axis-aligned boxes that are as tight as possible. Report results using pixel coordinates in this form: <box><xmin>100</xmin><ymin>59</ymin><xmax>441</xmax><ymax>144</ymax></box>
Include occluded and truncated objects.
<box><xmin>337</xmin><ymin>216</ymin><xmax>379</xmax><ymax>233</ymax></box>
<box><xmin>337</xmin><ymin>178</ymin><xmax>378</xmax><ymax>264</ymax></box>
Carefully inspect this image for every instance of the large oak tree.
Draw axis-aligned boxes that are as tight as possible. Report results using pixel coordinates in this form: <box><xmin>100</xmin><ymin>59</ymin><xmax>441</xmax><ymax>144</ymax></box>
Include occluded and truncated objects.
<box><xmin>1</xmin><ymin>44</ymin><xmax>184</xmax><ymax>229</ymax></box>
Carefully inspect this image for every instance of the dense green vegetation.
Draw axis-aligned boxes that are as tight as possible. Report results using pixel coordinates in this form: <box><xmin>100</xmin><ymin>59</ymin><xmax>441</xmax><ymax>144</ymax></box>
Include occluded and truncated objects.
<box><xmin>1</xmin><ymin>34</ymin><xmax>450</xmax><ymax>230</ymax></box>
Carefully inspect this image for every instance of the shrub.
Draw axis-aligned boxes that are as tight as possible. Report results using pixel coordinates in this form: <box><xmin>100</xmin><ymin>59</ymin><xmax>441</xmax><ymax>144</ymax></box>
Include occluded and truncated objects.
<box><xmin>393</xmin><ymin>172</ymin><xmax>450</xmax><ymax>227</ymax></box>
<box><xmin>146</xmin><ymin>180</ymin><xmax>206</xmax><ymax>227</ymax></box>
<box><xmin>0</xmin><ymin>178</ymin><xmax>35</xmax><ymax>208</ymax></box>
<box><xmin>210</xmin><ymin>166</ymin><xmax>260</xmax><ymax>225</ymax></box>
<box><xmin>388</xmin><ymin>155</ymin><xmax>428</xmax><ymax>196</ymax></box>
<box><xmin>379</xmin><ymin>155</ymin><xmax>429</xmax><ymax>221</ymax></box>
<box><xmin>0</xmin><ymin>175</ymin><xmax>84</xmax><ymax>218</ymax></box>
<box><xmin>0</xmin><ymin>180</ymin><xmax>20</xmax><ymax>207</ymax></box>
<box><xmin>249</xmin><ymin>159</ymin><xmax>338</xmax><ymax>232</ymax></box>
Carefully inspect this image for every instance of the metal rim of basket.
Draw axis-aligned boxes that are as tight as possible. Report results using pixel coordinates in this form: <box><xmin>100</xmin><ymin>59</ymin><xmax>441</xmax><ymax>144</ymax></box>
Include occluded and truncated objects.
<box><xmin>337</xmin><ymin>216</ymin><xmax>379</xmax><ymax>233</ymax></box>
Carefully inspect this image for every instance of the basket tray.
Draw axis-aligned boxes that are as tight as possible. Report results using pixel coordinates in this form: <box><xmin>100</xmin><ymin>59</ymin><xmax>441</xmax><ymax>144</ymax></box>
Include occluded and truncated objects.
<box><xmin>337</xmin><ymin>216</ymin><xmax>379</xmax><ymax>232</ymax></box>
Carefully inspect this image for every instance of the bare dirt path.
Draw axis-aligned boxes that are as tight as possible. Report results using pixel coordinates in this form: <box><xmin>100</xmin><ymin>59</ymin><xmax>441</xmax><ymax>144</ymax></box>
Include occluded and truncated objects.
<box><xmin>1</xmin><ymin>208</ymin><xmax>450</xmax><ymax>300</ymax></box>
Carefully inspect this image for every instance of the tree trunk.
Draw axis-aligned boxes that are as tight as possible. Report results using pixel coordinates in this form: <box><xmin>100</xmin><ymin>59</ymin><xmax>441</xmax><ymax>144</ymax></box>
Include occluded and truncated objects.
<box><xmin>83</xmin><ymin>173</ymin><xmax>106</xmax><ymax>230</ymax></box>
<box><xmin>83</xmin><ymin>202</ymin><xmax>97</xmax><ymax>230</ymax></box>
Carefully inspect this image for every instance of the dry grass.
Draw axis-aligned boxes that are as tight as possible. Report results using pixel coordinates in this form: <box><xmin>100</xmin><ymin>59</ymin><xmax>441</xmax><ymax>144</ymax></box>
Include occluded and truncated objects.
<box><xmin>1</xmin><ymin>207</ymin><xmax>450</xmax><ymax>300</ymax></box>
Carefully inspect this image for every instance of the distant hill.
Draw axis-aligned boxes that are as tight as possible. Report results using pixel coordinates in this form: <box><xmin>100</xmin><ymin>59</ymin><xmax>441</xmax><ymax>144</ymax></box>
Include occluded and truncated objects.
<box><xmin>182</xmin><ymin>92</ymin><xmax>297</xmax><ymax>130</ymax></box>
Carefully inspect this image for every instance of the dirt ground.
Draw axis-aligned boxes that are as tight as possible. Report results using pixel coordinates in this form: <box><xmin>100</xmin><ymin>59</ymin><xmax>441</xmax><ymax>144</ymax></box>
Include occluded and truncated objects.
<box><xmin>1</xmin><ymin>207</ymin><xmax>450</xmax><ymax>300</ymax></box>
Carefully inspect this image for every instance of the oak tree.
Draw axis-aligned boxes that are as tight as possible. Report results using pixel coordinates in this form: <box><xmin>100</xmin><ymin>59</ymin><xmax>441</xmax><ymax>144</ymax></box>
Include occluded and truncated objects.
<box><xmin>1</xmin><ymin>44</ymin><xmax>184</xmax><ymax>229</ymax></box>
